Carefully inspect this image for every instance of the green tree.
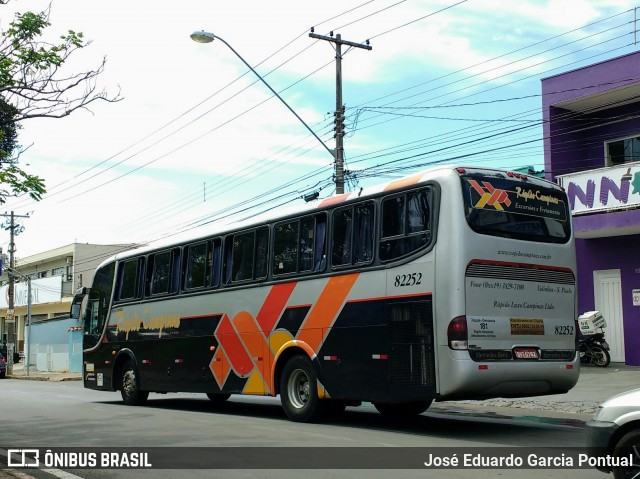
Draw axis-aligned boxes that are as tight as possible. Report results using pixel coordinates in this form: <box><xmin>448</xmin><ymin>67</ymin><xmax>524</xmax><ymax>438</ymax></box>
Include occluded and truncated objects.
<box><xmin>0</xmin><ymin>98</ymin><xmax>19</xmax><ymax>162</ymax></box>
<box><xmin>0</xmin><ymin>3</ymin><xmax>121</xmax><ymax>203</ymax></box>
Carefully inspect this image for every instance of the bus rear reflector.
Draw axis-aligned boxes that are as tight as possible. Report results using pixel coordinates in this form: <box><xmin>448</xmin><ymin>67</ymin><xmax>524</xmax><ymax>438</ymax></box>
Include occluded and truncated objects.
<box><xmin>448</xmin><ymin>316</ymin><xmax>468</xmax><ymax>350</ymax></box>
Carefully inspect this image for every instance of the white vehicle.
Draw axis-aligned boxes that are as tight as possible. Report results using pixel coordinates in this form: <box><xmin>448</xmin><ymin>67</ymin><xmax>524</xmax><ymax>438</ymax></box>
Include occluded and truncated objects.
<box><xmin>72</xmin><ymin>166</ymin><xmax>579</xmax><ymax>422</ymax></box>
<box><xmin>586</xmin><ymin>388</ymin><xmax>640</xmax><ymax>478</ymax></box>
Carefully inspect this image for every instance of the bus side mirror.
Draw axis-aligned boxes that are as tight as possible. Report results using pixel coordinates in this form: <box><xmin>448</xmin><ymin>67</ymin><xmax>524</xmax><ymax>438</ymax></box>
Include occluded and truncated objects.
<box><xmin>75</xmin><ymin>287</ymin><xmax>89</xmax><ymax>297</ymax></box>
<box><xmin>70</xmin><ymin>287</ymin><xmax>89</xmax><ymax>319</ymax></box>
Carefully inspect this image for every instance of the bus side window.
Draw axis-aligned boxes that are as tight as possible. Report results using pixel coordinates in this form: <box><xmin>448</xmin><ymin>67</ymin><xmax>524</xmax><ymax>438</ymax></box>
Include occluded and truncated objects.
<box><xmin>274</xmin><ymin>220</ymin><xmax>298</xmax><ymax>275</ymax></box>
<box><xmin>233</xmin><ymin>231</ymin><xmax>254</xmax><ymax>281</ymax></box>
<box><xmin>185</xmin><ymin>242</ymin><xmax>209</xmax><ymax>290</ymax></box>
<box><xmin>332</xmin><ymin>203</ymin><xmax>374</xmax><ymax>267</ymax></box>
<box><xmin>332</xmin><ymin>208</ymin><xmax>353</xmax><ymax>266</ymax></box>
<box><xmin>380</xmin><ymin>188</ymin><xmax>432</xmax><ymax>262</ymax></box>
<box><xmin>224</xmin><ymin>237</ymin><xmax>233</xmax><ymax>284</ymax></box>
<box><xmin>212</xmin><ymin>238</ymin><xmax>222</xmax><ymax>287</ymax></box>
<box><xmin>274</xmin><ymin>214</ymin><xmax>325</xmax><ymax>276</ymax></box>
<box><xmin>149</xmin><ymin>251</ymin><xmax>171</xmax><ymax>295</ymax></box>
<box><xmin>170</xmin><ymin>248</ymin><xmax>181</xmax><ymax>294</ymax></box>
<box><xmin>118</xmin><ymin>258</ymin><xmax>143</xmax><ymax>301</ymax></box>
<box><xmin>353</xmin><ymin>203</ymin><xmax>374</xmax><ymax>264</ymax></box>
<box><xmin>407</xmin><ymin>190</ymin><xmax>430</xmax><ymax>233</ymax></box>
<box><xmin>255</xmin><ymin>227</ymin><xmax>269</xmax><ymax>280</ymax></box>
<box><xmin>313</xmin><ymin>214</ymin><xmax>327</xmax><ymax>271</ymax></box>
<box><xmin>299</xmin><ymin>217</ymin><xmax>314</xmax><ymax>272</ymax></box>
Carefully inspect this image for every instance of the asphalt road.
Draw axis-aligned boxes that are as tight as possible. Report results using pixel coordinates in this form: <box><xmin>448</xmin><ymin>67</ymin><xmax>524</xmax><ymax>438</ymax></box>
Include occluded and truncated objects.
<box><xmin>0</xmin><ymin>379</ymin><xmax>608</xmax><ymax>479</ymax></box>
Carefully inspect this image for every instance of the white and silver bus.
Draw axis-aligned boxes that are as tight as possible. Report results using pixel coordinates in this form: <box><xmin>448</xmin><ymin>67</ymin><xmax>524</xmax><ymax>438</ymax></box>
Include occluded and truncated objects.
<box><xmin>72</xmin><ymin>165</ymin><xmax>579</xmax><ymax>422</ymax></box>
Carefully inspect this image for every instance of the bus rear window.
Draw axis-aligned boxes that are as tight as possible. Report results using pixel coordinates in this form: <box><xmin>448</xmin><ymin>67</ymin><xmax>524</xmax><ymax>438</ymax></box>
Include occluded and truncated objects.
<box><xmin>460</xmin><ymin>174</ymin><xmax>571</xmax><ymax>243</ymax></box>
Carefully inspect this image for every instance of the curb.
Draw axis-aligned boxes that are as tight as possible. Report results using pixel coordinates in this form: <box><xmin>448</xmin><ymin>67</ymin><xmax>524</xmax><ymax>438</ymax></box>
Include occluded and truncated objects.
<box><xmin>7</xmin><ymin>375</ymin><xmax>81</xmax><ymax>381</ymax></box>
<box><xmin>6</xmin><ymin>371</ymin><xmax>82</xmax><ymax>381</ymax></box>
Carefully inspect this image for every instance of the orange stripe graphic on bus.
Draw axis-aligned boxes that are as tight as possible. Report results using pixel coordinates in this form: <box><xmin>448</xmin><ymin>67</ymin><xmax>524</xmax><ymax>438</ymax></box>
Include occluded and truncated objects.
<box><xmin>209</xmin><ymin>273</ymin><xmax>359</xmax><ymax>394</ymax></box>
<box><xmin>383</xmin><ymin>172</ymin><xmax>424</xmax><ymax>192</ymax></box>
<box><xmin>296</xmin><ymin>273</ymin><xmax>359</xmax><ymax>352</ymax></box>
<box><xmin>215</xmin><ymin>314</ymin><xmax>254</xmax><ymax>377</ymax></box>
<box><xmin>256</xmin><ymin>282</ymin><xmax>297</xmax><ymax>334</ymax></box>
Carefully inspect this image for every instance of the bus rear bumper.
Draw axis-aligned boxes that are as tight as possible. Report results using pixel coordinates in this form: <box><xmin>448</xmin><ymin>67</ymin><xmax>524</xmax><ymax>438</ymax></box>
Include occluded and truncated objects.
<box><xmin>437</xmin><ymin>353</ymin><xmax>580</xmax><ymax>400</ymax></box>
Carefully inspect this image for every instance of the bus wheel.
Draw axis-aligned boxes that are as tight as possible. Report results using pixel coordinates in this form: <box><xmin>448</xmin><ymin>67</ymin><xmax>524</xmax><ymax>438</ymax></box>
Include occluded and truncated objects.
<box><xmin>206</xmin><ymin>393</ymin><xmax>231</xmax><ymax>402</ymax></box>
<box><xmin>373</xmin><ymin>400</ymin><xmax>431</xmax><ymax>417</ymax></box>
<box><xmin>280</xmin><ymin>355</ymin><xmax>322</xmax><ymax>422</ymax></box>
<box><xmin>120</xmin><ymin>361</ymin><xmax>149</xmax><ymax>406</ymax></box>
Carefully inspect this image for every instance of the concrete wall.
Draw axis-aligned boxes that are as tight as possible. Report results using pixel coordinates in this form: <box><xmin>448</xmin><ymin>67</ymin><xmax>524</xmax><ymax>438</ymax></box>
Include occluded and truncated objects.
<box><xmin>25</xmin><ymin>317</ymin><xmax>82</xmax><ymax>372</ymax></box>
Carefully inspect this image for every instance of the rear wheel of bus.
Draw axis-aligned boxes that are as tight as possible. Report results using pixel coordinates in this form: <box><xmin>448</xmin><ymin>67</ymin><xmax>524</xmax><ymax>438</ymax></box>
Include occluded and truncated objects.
<box><xmin>120</xmin><ymin>360</ymin><xmax>149</xmax><ymax>406</ymax></box>
<box><xmin>280</xmin><ymin>355</ymin><xmax>325</xmax><ymax>422</ymax></box>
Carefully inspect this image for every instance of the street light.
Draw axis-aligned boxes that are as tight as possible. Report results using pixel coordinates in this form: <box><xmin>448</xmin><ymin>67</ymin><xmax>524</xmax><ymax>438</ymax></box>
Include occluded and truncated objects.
<box><xmin>190</xmin><ymin>30</ymin><xmax>335</xmax><ymax>159</ymax></box>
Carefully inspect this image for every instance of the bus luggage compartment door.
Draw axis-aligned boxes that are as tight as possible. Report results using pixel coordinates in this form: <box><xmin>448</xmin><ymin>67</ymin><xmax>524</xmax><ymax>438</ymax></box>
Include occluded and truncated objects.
<box><xmin>386</xmin><ymin>299</ymin><xmax>436</xmax><ymax>397</ymax></box>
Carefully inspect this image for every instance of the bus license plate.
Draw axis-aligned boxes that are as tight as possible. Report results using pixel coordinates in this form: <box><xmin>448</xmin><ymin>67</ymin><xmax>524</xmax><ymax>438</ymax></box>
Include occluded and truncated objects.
<box><xmin>514</xmin><ymin>348</ymin><xmax>539</xmax><ymax>359</ymax></box>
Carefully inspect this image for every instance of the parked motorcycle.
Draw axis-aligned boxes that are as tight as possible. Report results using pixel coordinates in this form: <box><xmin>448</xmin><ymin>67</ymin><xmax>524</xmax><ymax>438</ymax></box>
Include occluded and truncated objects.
<box><xmin>579</xmin><ymin>331</ymin><xmax>611</xmax><ymax>367</ymax></box>
<box><xmin>577</xmin><ymin>311</ymin><xmax>610</xmax><ymax>367</ymax></box>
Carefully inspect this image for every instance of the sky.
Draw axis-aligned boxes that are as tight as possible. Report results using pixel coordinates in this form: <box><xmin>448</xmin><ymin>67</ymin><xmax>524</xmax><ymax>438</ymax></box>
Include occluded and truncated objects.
<box><xmin>1</xmin><ymin>0</ymin><xmax>638</xmax><ymax>260</ymax></box>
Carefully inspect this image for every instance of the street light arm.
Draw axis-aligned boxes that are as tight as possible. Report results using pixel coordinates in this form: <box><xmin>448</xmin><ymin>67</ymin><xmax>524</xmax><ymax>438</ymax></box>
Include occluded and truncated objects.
<box><xmin>190</xmin><ymin>31</ymin><xmax>334</xmax><ymax>158</ymax></box>
<box><xmin>5</xmin><ymin>266</ymin><xmax>29</xmax><ymax>280</ymax></box>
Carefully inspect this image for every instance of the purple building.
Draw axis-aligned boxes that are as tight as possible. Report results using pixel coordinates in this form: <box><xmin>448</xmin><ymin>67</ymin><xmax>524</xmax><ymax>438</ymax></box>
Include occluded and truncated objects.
<box><xmin>542</xmin><ymin>51</ymin><xmax>640</xmax><ymax>366</ymax></box>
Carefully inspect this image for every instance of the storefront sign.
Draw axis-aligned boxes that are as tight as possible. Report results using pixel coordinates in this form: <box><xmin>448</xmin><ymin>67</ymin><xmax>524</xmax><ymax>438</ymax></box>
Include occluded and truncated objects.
<box><xmin>557</xmin><ymin>163</ymin><xmax>640</xmax><ymax>214</ymax></box>
<box><xmin>0</xmin><ymin>276</ymin><xmax>62</xmax><ymax>308</ymax></box>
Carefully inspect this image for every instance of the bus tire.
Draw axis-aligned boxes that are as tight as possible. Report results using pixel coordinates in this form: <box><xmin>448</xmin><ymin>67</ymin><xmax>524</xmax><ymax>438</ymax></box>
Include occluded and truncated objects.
<box><xmin>373</xmin><ymin>400</ymin><xmax>432</xmax><ymax>417</ymax></box>
<box><xmin>206</xmin><ymin>393</ymin><xmax>231</xmax><ymax>403</ymax></box>
<box><xmin>280</xmin><ymin>355</ymin><xmax>323</xmax><ymax>423</ymax></box>
<box><xmin>120</xmin><ymin>360</ymin><xmax>149</xmax><ymax>406</ymax></box>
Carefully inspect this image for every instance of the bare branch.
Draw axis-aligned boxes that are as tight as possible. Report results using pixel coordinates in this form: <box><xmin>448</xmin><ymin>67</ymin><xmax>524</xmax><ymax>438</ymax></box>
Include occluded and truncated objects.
<box><xmin>0</xmin><ymin>3</ymin><xmax>119</xmax><ymax>204</ymax></box>
<box><xmin>1</xmin><ymin>7</ymin><xmax>122</xmax><ymax>123</ymax></box>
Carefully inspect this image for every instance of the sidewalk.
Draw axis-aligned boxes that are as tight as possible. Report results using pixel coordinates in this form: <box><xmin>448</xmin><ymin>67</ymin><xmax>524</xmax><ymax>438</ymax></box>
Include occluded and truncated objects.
<box><xmin>6</xmin><ymin>361</ymin><xmax>81</xmax><ymax>381</ymax></box>
<box><xmin>445</xmin><ymin>363</ymin><xmax>640</xmax><ymax>415</ymax></box>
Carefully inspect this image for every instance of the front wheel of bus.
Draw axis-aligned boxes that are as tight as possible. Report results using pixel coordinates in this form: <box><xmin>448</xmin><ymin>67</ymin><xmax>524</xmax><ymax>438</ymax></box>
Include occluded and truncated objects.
<box><xmin>373</xmin><ymin>400</ymin><xmax>432</xmax><ymax>417</ymax></box>
<box><xmin>120</xmin><ymin>361</ymin><xmax>149</xmax><ymax>406</ymax></box>
<box><xmin>280</xmin><ymin>355</ymin><xmax>322</xmax><ymax>423</ymax></box>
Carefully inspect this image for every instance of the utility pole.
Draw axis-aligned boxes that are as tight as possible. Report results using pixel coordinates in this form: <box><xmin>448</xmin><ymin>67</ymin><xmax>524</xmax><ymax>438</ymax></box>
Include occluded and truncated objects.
<box><xmin>1</xmin><ymin>211</ymin><xmax>29</xmax><ymax>373</ymax></box>
<box><xmin>309</xmin><ymin>29</ymin><xmax>372</xmax><ymax>194</ymax></box>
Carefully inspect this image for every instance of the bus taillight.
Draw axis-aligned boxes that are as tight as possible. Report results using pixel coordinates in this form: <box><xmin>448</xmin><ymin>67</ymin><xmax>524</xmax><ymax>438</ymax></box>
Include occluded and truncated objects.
<box><xmin>447</xmin><ymin>316</ymin><xmax>468</xmax><ymax>350</ymax></box>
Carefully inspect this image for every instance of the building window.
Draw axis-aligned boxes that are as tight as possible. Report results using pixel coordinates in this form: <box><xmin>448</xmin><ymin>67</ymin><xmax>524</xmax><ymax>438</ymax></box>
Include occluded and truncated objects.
<box><xmin>52</xmin><ymin>267</ymin><xmax>65</xmax><ymax>277</ymax></box>
<box><xmin>606</xmin><ymin>136</ymin><xmax>640</xmax><ymax>166</ymax></box>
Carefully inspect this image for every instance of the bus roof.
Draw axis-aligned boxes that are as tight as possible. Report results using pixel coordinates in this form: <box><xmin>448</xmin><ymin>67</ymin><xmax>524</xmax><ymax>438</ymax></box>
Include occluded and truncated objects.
<box><xmin>100</xmin><ymin>164</ymin><xmax>559</xmax><ymax>265</ymax></box>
